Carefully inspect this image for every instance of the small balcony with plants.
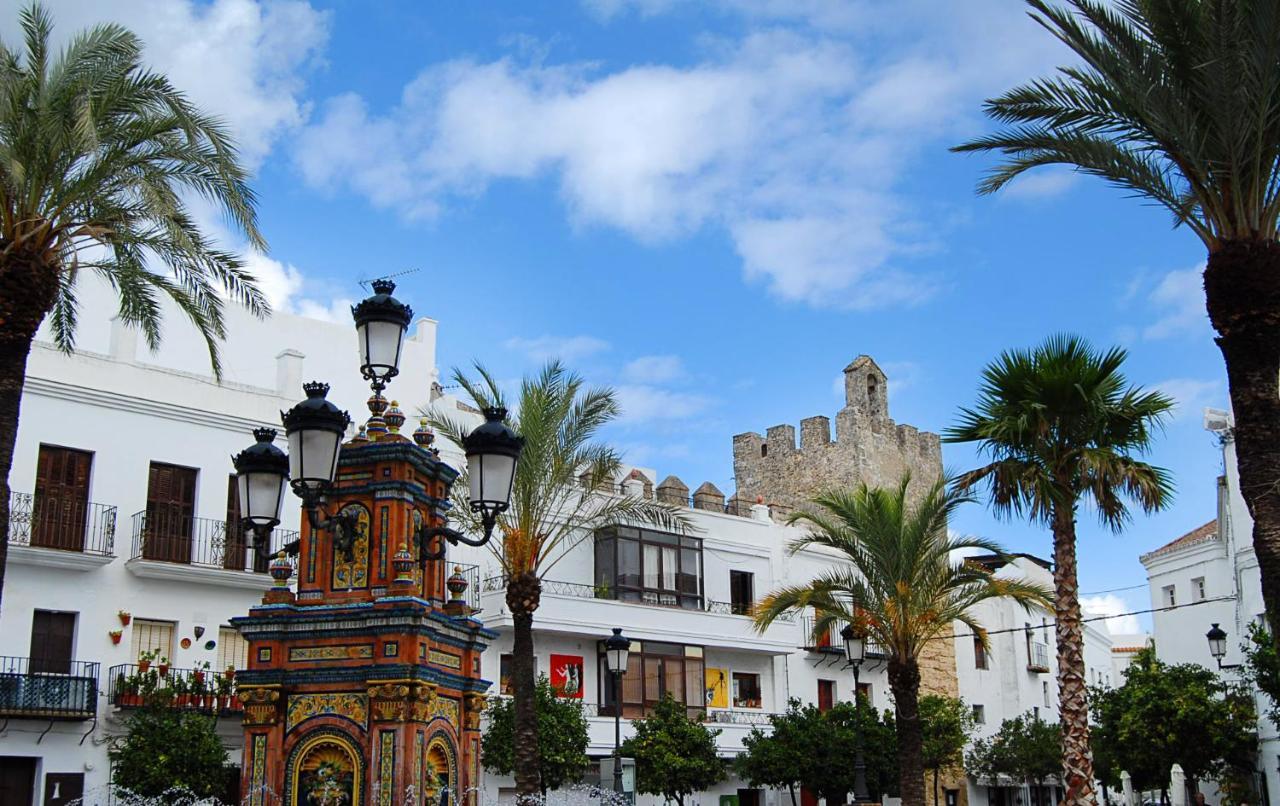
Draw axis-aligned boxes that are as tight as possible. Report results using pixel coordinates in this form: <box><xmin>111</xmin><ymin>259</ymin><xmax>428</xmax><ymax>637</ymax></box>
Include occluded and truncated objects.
<box><xmin>108</xmin><ymin>653</ymin><xmax>242</xmax><ymax>717</ymax></box>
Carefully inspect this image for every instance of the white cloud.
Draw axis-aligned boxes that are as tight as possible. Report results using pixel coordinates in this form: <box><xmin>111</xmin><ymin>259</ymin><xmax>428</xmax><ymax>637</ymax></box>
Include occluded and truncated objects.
<box><xmin>9</xmin><ymin>0</ymin><xmax>330</xmax><ymax>169</ymax></box>
<box><xmin>1154</xmin><ymin>377</ymin><xmax>1225</xmax><ymax>421</ymax></box>
<box><xmin>623</xmin><ymin>355</ymin><xmax>686</xmax><ymax>384</ymax></box>
<box><xmin>1142</xmin><ymin>267</ymin><xmax>1207</xmax><ymax>340</ymax></box>
<box><xmin>1081</xmin><ymin>594</ymin><xmax>1140</xmax><ymax>635</ymax></box>
<box><xmin>292</xmin><ymin>2</ymin><xmax>1061</xmax><ymax>310</ymax></box>
<box><xmin>504</xmin><ymin>334</ymin><xmax>611</xmax><ymax>362</ymax></box>
<box><xmin>614</xmin><ymin>385</ymin><xmax>713</xmax><ymax>423</ymax></box>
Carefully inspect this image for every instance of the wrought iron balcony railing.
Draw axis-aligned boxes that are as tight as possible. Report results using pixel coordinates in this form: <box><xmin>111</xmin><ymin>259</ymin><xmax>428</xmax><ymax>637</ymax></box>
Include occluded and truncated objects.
<box><xmin>1028</xmin><ymin>641</ymin><xmax>1051</xmax><ymax>673</ymax></box>
<box><xmin>0</xmin><ymin>655</ymin><xmax>99</xmax><ymax>719</ymax></box>
<box><xmin>7</xmin><ymin>491</ymin><xmax>116</xmax><ymax>556</ymax></box>
<box><xmin>130</xmin><ymin>510</ymin><xmax>298</xmax><ymax>573</ymax></box>
<box><xmin>107</xmin><ymin>663</ymin><xmax>242</xmax><ymax>716</ymax></box>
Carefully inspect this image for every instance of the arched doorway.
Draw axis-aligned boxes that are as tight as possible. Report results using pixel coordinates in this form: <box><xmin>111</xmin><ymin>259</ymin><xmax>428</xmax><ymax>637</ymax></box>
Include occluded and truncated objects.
<box><xmin>425</xmin><ymin>737</ymin><xmax>456</xmax><ymax>806</ymax></box>
<box><xmin>289</xmin><ymin>732</ymin><xmax>362</xmax><ymax>806</ymax></box>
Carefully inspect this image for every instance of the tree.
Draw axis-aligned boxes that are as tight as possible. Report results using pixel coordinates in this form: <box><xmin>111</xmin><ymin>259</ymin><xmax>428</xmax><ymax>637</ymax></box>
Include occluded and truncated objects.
<box><xmin>945</xmin><ymin>335</ymin><xmax>1173</xmax><ymax>805</ymax></box>
<box><xmin>966</xmin><ymin>714</ymin><xmax>1061</xmax><ymax>798</ymax></box>
<box><xmin>736</xmin><ymin>698</ymin><xmax>898</xmax><ymax>806</ymax></box>
<box><xmin>481</xmin><ymin>676</ymin><xmax>589</xmax><ymax>796</ymax></box>
<box><xmin>1242</xmin><ymin>621</ymin><xmax>1280</xmax><ymax>725</ymax></box>
<box><xmin>623</xmin><ymin>694</ymin><xmax>725</xmax><ymax>806</ymax></box>
<box><xmin>952</xmin><ymin>0</ymin><xmax>1280</xmax><ymax>683</ymax></box>
<box><xmin>1089</xmin><ymin>648</ymin><xmax>1257</xmax><ymax>794</ymax></box>
<box><xmin>752</xmin><ymin>475</ymin><xmax>1051</xmax><ymax>806</ymax></box>
<box><xmin>429</xmin><ymin>362</ymin><xmax>687</xmax><ymax>798</ymax></box>
<box><xmin>0</xmin><ymin>4</ymin><xmax>267</xmax><ymax>612</ymax></box>
<box><xmin>109</xmin><ymin>702</ymin><xmax>230</xmax><ymax>798</ymax></box>
<box><xmin>920</xmin><ymin>694</ymin><xmax>976</xmax><ymax>805</ymax></box>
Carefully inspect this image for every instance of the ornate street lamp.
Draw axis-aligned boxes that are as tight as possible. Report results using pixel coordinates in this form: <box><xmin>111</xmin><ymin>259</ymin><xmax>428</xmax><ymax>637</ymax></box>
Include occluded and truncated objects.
<box><xmin>604</xmin><ymin>627</ymin><xmax>632</xmax><ymax>795</ymax></box>
<box><xmin>842</xmin><ymin>622</ymin><xmax>872</xmax><ymax>804</ymax></box>
<box><xmin>415</xmin><ymin>406</ymin><xmax>525</xmax><ymax>562</ymax></box>
<box><xmin>351</xmin><ymin>278</ymin><xmax>413</xmax><ymax>393</ymax></box>
<box><xmin>230</xmin><ymin>428</ymin><xmax>289</xmax><ymax>558</ymax></box>
<box><xmin>1206</xmin><ymin>623</ymin><xmax>1240</xmax><ymax>670</ymax></box>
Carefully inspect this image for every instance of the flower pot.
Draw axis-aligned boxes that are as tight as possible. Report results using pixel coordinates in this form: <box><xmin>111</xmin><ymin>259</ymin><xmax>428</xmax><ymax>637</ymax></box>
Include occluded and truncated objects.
<box><xmin>138</xmin><ymin>660</ymin><xmax>150</xmax><ymax>673</ymax></box>
<box><xmin>118</xmin><ymin>612</ymin><xmax>131</xmax><ymax>627</ymax></box>
<box><xmin>109</xmin><ymin>631</ymin><xmax>123</xmax><ymax>645</ymax></box>
<box><xmin>119</xmin><ymin>693</ymin><xmax>141</xmax><ymax>707</ymax></box>
<box><xmin>193</xmin><ymin>671</ymin><xmax>205</xmax><ymax>685</ymax></box>
<box><xmin>157</xmin><ymin>664</ymin><xmax>169</xmax><ymax>676</ymax></box>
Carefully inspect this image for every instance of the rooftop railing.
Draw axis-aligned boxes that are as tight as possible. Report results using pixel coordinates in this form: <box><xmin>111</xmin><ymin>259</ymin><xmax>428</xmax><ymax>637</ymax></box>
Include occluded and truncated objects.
<box><xmin>0</xmin><ymin>655</ymin><xmax>99</xmax><ymax>720</ymax></box>
<box><xmin>130</xmin><ymin>510</ymin><xmax>298</xmax><ymax>573</ymax></box>
<box><xmin>7</xmin><ymin>491</ymin><xmax>116</xmax><ymax>556</ymax></box>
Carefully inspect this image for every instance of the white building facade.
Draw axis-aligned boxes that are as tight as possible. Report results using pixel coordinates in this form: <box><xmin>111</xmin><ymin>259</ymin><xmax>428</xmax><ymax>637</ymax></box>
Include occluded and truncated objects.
<box><xmin>1137</xmin><ymin>408</ymin><xmax>1280</xmax><ymax>804</ymax></box>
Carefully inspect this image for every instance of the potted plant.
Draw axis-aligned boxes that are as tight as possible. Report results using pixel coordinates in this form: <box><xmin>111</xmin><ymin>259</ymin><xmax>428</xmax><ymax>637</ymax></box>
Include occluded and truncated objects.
<box><xmin>192</xmin><ymin>660</ymin><xmax>208</xmax><ymax>687</ymax></box>
<box><xmin>137</xmin><ymin>649</ymin><xmax>156</xmax><ymax>673</ymax></box>
<box><xmin>173</xmin><ymin>673</ymin><xmax>193</xmax><ymax>707</ymax></box>
<box><xmin>117</xmin><ymin>610</ymin><xmax>131</xmax><ymax>627</ymax></box>
<box><xmin>223</xmin><ymin>664</ymin><xmax>235</xmax><ymax>681</ymax></box>
<box><xmin>157</xmin><ymin>655</ymin><xmax>169</xmax><ymax>677</ymax></box>
<box><xmin>108</xmin><ymin>629</ymin><xmax>123</xmax><ymax>645</ymax></box>
<box><xmin>215</xmin><ymin>670</ymin><xmax>235</xmax><ymax>712</ymax></box>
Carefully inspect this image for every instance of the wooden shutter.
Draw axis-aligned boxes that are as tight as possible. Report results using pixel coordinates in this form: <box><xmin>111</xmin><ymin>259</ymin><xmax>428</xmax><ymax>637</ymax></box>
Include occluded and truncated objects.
<box><xmin>145</xmin><ymin>463</ymin><xmax>196</xmax><ymax>563</ymax></box>
<box><xmin>32</xmin><ymin>445</ymin><xmax>92</xmax><ymax>551</ymax></box>
<box><xmin>223</xmin><ymin>474</ymin><xmax>247</xmax><ymax>571</ymax></box>
<box><xmin>817</xmin><ymin>679</ymin><xmax>834</xmax><ymax>712</ymax></box>
<box><xmin>30</xmin><ymin>611</ymin><xmax>75</xmax><ymax>674</ymax></box>
<box><xmin>216</xmin><ymin>627</ymin><xmax>249</xmax><ymax>671</ymax></box>
<box><xmin>130</xmin><ymin>619</ymin><xmax>174</xmax><ymax>662</ymax></box>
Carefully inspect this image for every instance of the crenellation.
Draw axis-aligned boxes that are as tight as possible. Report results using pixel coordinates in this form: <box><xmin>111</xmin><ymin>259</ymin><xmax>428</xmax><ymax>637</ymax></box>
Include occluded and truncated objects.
<box><xmin>799</xmin><ymin>415</ymin><xmax>831</xmax><ymax>449</ymax></box>
<box><xmin>765</xmin><ymin>424</ymin><xmax>797</xmax><ymax>455</ymax></box>
<box><xmin>692</xmin><ymin>481</ymin><xmax>725</xmax><ymax>511</ymax></box>
<box><xmin>656</xmin><ymin>475</ymin><xmax>689</xmax><ymax>506</ymax></box>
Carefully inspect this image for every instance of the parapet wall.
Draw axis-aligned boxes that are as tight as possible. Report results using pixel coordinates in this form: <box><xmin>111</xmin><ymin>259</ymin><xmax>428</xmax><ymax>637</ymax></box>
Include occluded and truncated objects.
<box><xmin>731</xmin><ymin>355</ymin><xmax>943</xmax><ymax>512</ymax></box>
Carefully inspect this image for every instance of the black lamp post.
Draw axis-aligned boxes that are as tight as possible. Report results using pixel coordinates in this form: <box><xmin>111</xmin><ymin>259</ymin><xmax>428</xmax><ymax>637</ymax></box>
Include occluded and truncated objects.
<box><xmin>233</xmin><ymin>279</ymin><xmax>523</xmax><ymax>569</ymax></box>
<box><xmin>842</xmin><ymin>623</ymin><xmax>871</xmax><ymax>804</ymax></box>
<box><xmin>604</xmin><ymin>627</ymin><xmax>632</xmax><ymax>795</ymax></box>
<box><xmin>1206</xmin><ymin>623</ymin><xmax>1241</xmax><ymax>670</ymax></box>
<box><xmin>230</xmin><ymin>428</ymin><xmax>289</xmax><ymax>559</ymax></box>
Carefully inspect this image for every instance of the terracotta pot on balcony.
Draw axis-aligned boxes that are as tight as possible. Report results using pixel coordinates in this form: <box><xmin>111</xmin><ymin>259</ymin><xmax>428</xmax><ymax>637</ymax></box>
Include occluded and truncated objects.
<box><xmin>138</xmin><ymin>659</ymin><xmax>151</xmax><ymax>673</ymax></box>
<box><xmin>157</xmin><ymin>663</ymin><xmax>169</xmax><ymax>676</ymax></box>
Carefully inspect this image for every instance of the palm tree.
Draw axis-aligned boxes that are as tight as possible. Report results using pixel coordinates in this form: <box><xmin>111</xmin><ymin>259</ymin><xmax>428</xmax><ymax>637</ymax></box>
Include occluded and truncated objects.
<box><xmin>0</xmin><ymin>5</ymin><xmax>266</xmax><ymax>610</ymax></box>
<box><xmin>951</xmin><ymin>0</ymin><xmax>1280</xmax><ymax>654</ymax></box>
<box><xmin>944</xmin><ymin>335</ymin><xmax>1173</xmax><ymax>806</ymax></box>
<box><xmin>429</xmin><ymin>361</ymin><xmax>689</xmax><ymax>799</ymax></box>
<box><xmin>753</xmin><ymin>476</ymin><xmax>1050</xmax><ymax>806</ymax></box>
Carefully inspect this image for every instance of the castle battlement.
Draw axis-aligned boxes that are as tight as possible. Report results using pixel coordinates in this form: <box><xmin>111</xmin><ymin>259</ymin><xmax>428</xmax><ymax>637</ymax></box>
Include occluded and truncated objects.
<box><xmin>731</xmin><ymin>356</ymin><xmax>942</xmax><ymax>512</ymax></box>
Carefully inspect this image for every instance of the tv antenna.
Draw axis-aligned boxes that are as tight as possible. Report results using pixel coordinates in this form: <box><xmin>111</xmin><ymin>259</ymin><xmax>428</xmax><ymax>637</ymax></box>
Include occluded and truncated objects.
<box><xmin>357</xmin><ymin>268</ymin><xmax>420</xmax><ymax>291</ymax></box>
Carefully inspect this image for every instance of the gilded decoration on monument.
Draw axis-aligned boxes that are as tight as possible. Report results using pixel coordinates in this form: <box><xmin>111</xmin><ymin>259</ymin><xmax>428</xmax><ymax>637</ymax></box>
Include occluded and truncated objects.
<box><xmin>330</xmin><ymin>502</ymin><xmax>371</xmax><ymax>589</ymax></box>
<box><xmin>286</xmin><ymin>693</ymin><xmax>369</xmax><ymax>732</ymax></box>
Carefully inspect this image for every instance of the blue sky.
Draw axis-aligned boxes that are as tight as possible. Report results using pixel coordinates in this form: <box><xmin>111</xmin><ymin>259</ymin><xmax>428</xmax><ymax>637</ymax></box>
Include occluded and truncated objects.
<box><xmin>18</xmin><ymin>0</ymin><xmax>1230</xmax><ymax>631</ymax></box>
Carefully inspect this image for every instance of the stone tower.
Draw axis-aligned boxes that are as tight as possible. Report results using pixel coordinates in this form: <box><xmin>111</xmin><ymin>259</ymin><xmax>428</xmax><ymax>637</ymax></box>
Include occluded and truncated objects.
<box><xmin>732</xmin><ymin>357</ymin><xmax>963</xmax><ymax>806</ymax></box>
<box><xmin>232</xmin><ymin>400</ymin><xmax>492</xmax><ymax>806</ymax></box>
<box><xmin>732</xmin><ymin>355</ymin><xmax>943</xmax><ymax>512</ymax></box>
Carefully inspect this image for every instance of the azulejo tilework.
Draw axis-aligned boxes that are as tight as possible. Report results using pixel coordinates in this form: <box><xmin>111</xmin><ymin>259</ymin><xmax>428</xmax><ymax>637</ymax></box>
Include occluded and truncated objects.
<box><xmin>288</xmin><ymin>644</ymin><xmax>374</xmax><ymax>662</ymax></box>
<box><xmin>286</xmin><ymin>693</ymin><xmax>369</xmax><ymax>732</ymax></box>
<box><xmin>429</xmin><ymin>648</ymin><xmax>461</xmax><ymax>669</ymax></box>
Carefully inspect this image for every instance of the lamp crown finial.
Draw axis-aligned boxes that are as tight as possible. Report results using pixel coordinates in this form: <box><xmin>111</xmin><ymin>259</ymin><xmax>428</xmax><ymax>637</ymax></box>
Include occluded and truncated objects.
<box><xmin>252</xmin><ymin>427</ymin><xmax>277</xmax><ymax>443</ymax></box>
<box><xmin>303</xmin><ymin>381</ymin><xmax>330</xmax><ymax>398</ymax></box>
<box><xmin>371</xmin><ymin>278</ymin><xmax>396</xmax><ymax>295</ymax></box>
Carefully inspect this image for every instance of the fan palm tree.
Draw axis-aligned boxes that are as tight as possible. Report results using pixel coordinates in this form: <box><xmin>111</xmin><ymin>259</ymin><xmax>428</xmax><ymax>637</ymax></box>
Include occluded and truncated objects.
<box><xmin>429</xmin><ymin>361</ymin><xmax>690</xmax><ymax>799</ymax></box>
<box><xmin>753</xmin><ymin>476</ymin><xmax>1050</xmax><ymax>806</ymax></box>
<box><xmin>952</xmin><ymin>0</ymin><xmax>1280</xmax><ymax>654</ymax></box>
<box><xmin>944</xmin><ymin>335</ymin><xmax>1173</xmax><ymax>806</ymax></box>
<box><xmin>0</xmin><ymin>5</ymin><xmax>266</xmax><ymax>610</ymax></box>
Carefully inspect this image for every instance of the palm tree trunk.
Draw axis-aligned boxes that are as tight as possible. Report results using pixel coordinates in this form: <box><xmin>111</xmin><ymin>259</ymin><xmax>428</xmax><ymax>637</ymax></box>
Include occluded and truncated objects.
<box><xmin>0</xmin><ymin>249</ymin><xmax>60</xmax><ymax>615</ymax></box>
<box><xmin>1050</xmin><ymin>503</ymin><xmax>1095</xmax><ymax>806</ymax></box>
<box><xmin>1204</xmin><ymin>239</ymin><xmax>1280</xmax><ymax>642</ymax></box>
<box><xmin>506</xmin><ymin>572</ymin><xmax>543</xmax><ymax>799</ymax></box>
<box><xmin>889</xmin><ymin>656</ymin><xmax>926</xmax><ymax>806</ymax></box>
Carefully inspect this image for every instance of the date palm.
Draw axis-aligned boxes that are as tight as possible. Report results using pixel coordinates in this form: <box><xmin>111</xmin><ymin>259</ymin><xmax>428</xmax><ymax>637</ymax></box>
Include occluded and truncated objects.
<box><xmin>945</xmin><ymin>335</ymin><xmax>1173</xmax><ymax>806</ymax></box>
<box><xmin>753</xmin><ymin>476</ymin><xmax>1050</xmax><ymax>806</ymax></box>
<box><xmin>0</xmin><ymin>5</ymin><xmax>266</xmax><ymax>610</ymax></box>
<box><xmin>429</xmin><ymin>361</ymin><xmax>689</xmax><ymax>799</ymax></box>
<box><xmin>952</xmin><ymin>0</ymin><xmax>1280</xmax><ymax>661</ymax></box>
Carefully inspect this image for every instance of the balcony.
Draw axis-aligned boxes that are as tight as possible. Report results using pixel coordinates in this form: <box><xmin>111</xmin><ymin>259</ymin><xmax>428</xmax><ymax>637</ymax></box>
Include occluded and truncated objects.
<box><xmin>7</xmin><ymin>491</ymin><xmax>116</xmax><ymax>571</ymax></box>
<box><xmin>799</xmin><ymin>617</ymin><xmax>889</xmax><ymax>659</ymax></box>
<box><xmin>0</xmin><ymin>656</ymin><xmax>99</xmax><ymax>719</ymax></box>
<box><xmin>478</xmin><ymin>576</ymin><xmax>796</xmax><ymax>653</ymax></box>
<box><xmin>127</xmin><ymin>510</ymin><xmax>298</xmax><ymax>588</ymax></box>
<box><xmin>1027</xmin><ymin>641</ymin><xmax>1051</xmax><ymax>673</ymax></box>
<box><xmin>107</xmin><ymin>663</ymin><xmax>242</xmax><ymax>717</ymax></box>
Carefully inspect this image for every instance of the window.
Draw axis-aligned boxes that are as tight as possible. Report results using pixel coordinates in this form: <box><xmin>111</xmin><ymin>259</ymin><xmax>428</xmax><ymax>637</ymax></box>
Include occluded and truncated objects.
<box><xmin>30</xmin><ymin>610</ymin><xmax>75</xmax><ymax>674</ymax></box>
<box><xmin>1043</xmin><ymin>681</ymin><xmax>1050</xmax><ymax>707</ymax></box>
<box><xmin>599</xmin><ymin>641</ymin><xmax>704</xmax><ymax>718</ymax></box>
<box><xmin>974</xmin><ymin>635</ymin><xmax>988</xmax><ymax>669</ymax></box>
<box><xmin>32</xmin><ymin>444</ymin><xmax>93</xmax><ymax>551</ymax></box>
<box><xmin>730</xmin><ymin>571</ymin><xmax>755</xmax><ymax>616</ymax></box>
<box><xmin>1192</xmin><ymin>577</ymin><xmax>1206</xmax><ymax>602</ymax></box>
<box><xmin>1033</xmin><ymin>706</ymin><xmax>1040</xmax><ymax>720</ymax></box>
<box><xmin>817</xmin><ymin>679</ymin><xmax>835</xmax><ymax>712</ymax></box>
<box><xmin>131</xmin><ymin>619</ymin><xmax>174</xmax><ymax>662</ymax></box>
<box><xmin>217</xmin><ymin>627</ymin><xmax>249</xmax><ymax>672</ymax></box>
<box><xmin>500</xmin><ymin>654</ymin><xmax>513</xmax><ymax>695</ymax></box>
<box><xmin>1163</xmin><ymin>585</ymin><xmax>1176</xmax><ymax>607</ymax></box>
<box><xmin>856</xmin><ymin>682</ymin><xmax>872</xmax><ymax>703</ymax></box>
<box><xmin>595</xmin><ymin>526</ymin><xmax>704</xmax><ymax>609</ymax></box>
<box><xmin>972</xmin><ymin>704</ymin><xmax>985</xmax><ymax>724</ymax></box>
<box><xmin>144</xmin><ymin>462</ymin><xmax>198</xmax><ymax>563</ymax></box>
<box><xmin>732</xmin><ymin>672</ymin><xmax>762</xmax><ymax>709</ymax></box>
